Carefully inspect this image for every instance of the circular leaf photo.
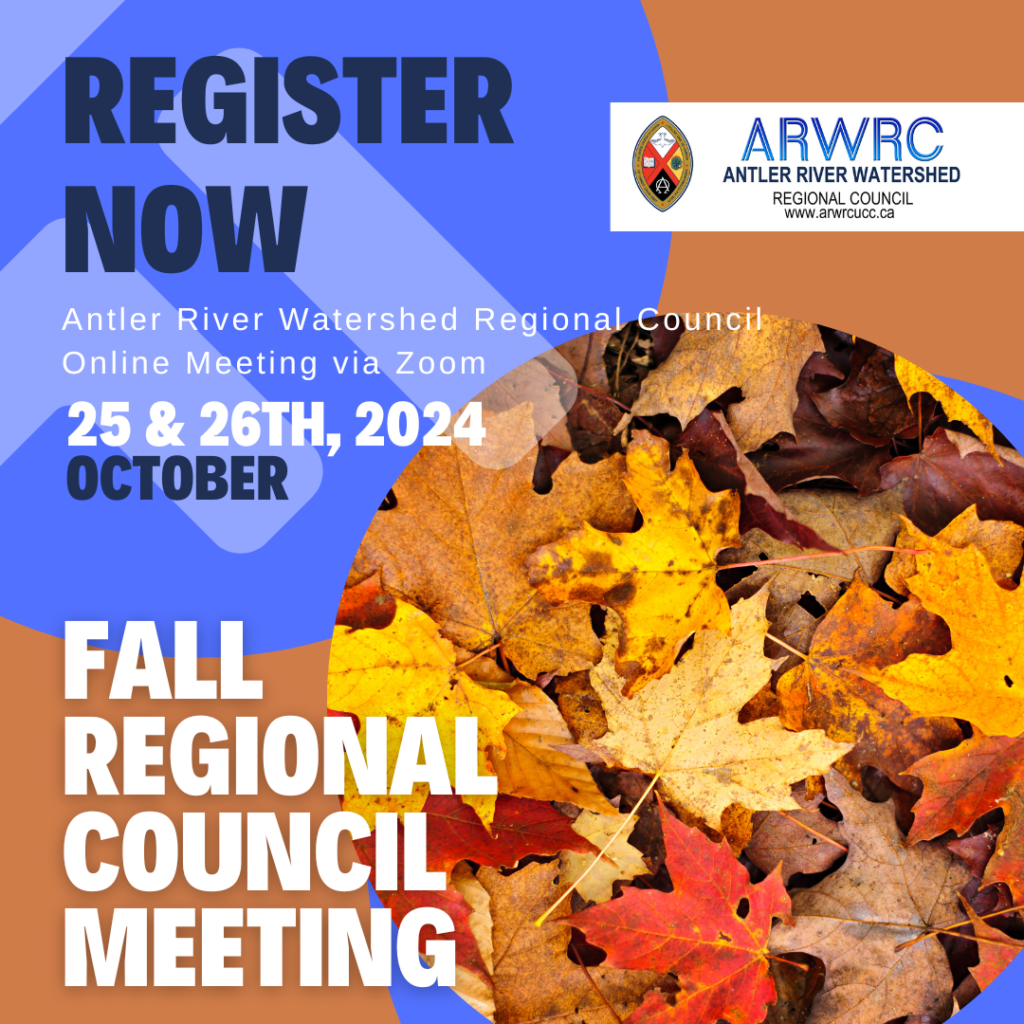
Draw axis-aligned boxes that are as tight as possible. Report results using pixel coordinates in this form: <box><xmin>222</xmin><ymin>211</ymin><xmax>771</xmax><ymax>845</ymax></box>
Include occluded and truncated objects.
<box><xmin>329</xmin><ymin>315</ymin><xmax>1024</xmax><ymax>1024</ymax></box>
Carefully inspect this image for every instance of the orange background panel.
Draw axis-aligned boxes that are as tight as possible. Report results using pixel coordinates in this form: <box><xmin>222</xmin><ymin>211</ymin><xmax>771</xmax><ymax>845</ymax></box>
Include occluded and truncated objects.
<box><xmin>0</xmin><ymin>617</ymin><xmax>400</xmax><ymax>1024</ymax></box>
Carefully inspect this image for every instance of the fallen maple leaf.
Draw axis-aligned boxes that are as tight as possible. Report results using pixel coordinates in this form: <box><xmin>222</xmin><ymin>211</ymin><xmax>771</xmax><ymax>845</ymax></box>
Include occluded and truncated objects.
<box><xmin>584</xmin><ymin>590</ymin><xmax>851</xmax><ymax>831</ymax></box>
<box><xmin>354</xmin><ymin>793</ymin><xmax>596</xmax><ymax>880</ymax></box>
<box><xmin>874</xmin><ymin>520</ymin><xmax>1024</xmax><ymax>737</ymax></box>
<box><xmin>768</xmin><ymin>770</ymin><xmax>969</xmax><ymax>1024</ymax></box>
<box><xmin>902</xmin><ymin>733</ymin><xmax>1024</xmax><ymax>898</ymax></box>
<box><xmin>573</xmin><ymin>801</ymin><xmax>791</xmax><ymax>1024</ymax></box>
<box><xmin>775</xmin><ymin>576</ymin><xmax>960</xmax><ymax>790</ymax></box>
<box><xmin>559</xmin><ymin>809</ymin><xmax>649</xmax><ymax>903</ymax></box>
<box><xmin>527</xmin><ymin>432</ymin><xmax>741</xmax><ymax>694</ymax></box>
<box><xmin>895</xmin><ymin>355</ymin><xmax>999</xmax><ymax>459</ymax></box>
<box><xmin>880</xmin><ymin>429</ymin><xmax>1024</xmax><ymax>534</ymax></box>
<box><xmin>885</xmin><ymin>504</ymin><xmax>1024</xmax><ymax>596</ymax></box>
<box><xmin>629</xmin><ymin>314</ymin><xmax>825</xmax><ymax>452</ymax></box>
<box><xmin>349</xmin><ymin>413</ymin><xmax>636</xmax><ymax>679</ymax></box>
<box><xmin>491</xmin><ymin>682</ymin><xmax>616</xmax><ymax>814</ymax></box>
<box><xmin>327</xmin><ymin>597</ymin><xmax>518</xmax><ymax>823</ymax></box>
<box><xmin>482</xmin><ymin>860</ymin><xmax>659</xmax><ymax>1024</ymax></box>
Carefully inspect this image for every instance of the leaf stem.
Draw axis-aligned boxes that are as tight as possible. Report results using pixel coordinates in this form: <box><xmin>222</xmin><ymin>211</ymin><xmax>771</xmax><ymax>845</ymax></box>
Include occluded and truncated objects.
<box><xmin>768</xmin><ymin>955</ymin><xmax>810</xmax><ymax>972</ymax></box>
<box><xmin>751</xmin><ymin>564</ymin><xmax>899</xmax><ymax>604</ymax></box>
<box><xmin>893</xmin><ymin>926</ymin><xmax>1024</xmax><ymax>953</ymax></box>
<box><xmin>892</xmin><ymin>901</ymin><xmax>1024</xmax><ymax>952</ymax></box>
<box><xmin>455</xmin><ymin>642</ymin><xmax>503</xmax><ymax>671</ymax></box>
<box><xmin>535</xmin><ymin>771</ymin><xmax>662</xmax><ymax>927</ymax></box>
<box><xmin>775</xmin><ymin>810</ymin><xmax>848</xmax><ymax>852</ymax></box>
<box><xmin>765</xmin><ymin>633</ymin><xmax>808</xmax><ymax>661</ymax></box>
<box><xmin>570</xmin><ymin>940</ymin><xmax>624</xmax><ymax>1024</ymax></box>
<box><xmin>725</xmin><ymin>546</ymin><xmax>926</xmax><ymax>571</ymax></box>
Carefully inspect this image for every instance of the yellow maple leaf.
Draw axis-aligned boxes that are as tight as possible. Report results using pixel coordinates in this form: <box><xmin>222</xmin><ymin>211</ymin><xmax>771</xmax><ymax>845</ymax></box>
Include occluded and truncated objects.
<box><xmin>875</xmin><ymin>520</ymin><xmax>1024</xmax><ymax>737</ymax></box>
<box><xmin>526</xmin><ymin>432</ymin><xmax>741</xmax><ymax>694</ymax></box>
<box><xmin>895</xmin><ymin>354</ymin><xmax>999</xmax><ymax>460</ymax></box>
<box><xmin>327</xmin><ymin>597</ymin><xmax>519</xmax><ymax>825</ymax></box>
<box><xmin>585</xmin><ymin>590</ymin><xmax>852</xmax><ymax>831</ymax></box>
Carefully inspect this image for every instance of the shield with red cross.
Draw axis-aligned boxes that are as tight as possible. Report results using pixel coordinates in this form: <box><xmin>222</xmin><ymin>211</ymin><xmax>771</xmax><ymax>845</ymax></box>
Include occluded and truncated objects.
<box><xmin>632</xmin><ymin>116</ymin><xmax>693</xmax><ymax>211</ymax></box>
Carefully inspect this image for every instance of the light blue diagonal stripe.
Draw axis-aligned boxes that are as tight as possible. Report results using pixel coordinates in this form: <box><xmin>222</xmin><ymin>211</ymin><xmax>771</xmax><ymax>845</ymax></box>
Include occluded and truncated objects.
<box><xmin>0</xmin><ymin>0</ymin><xmax>126</xmax><ymax>126</ymax></box>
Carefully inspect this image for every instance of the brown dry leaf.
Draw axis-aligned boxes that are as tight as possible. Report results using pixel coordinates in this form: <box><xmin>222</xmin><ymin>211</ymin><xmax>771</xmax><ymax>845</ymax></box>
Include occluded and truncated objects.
<box><xmin>585</xmin><ymin>590</ymin><xmax>851</xmax><ymax>831</ymax></box>
<box><xmin>875</xmin><ymin>520</ymin><xmax>1024</xmax><ymax>737</ymax></box>
<box><xmin>895</xmin><ymin>355</ymin><xmax>999</xmax><ymax>459</ymax></box>
<box><xmin>630</xmin><ymin>314</ymin><xmax>825</xmax><ymax>451</ymax></box>
<box><xmin>776</xmin><ymin>576</ymin><xmax>959</xmax><ymax>791</ymax></box>
<box><xmin>559</xmin><ymin>810</ymin><xmax>649</xmax><ymax>903</ymax></box>
<box><xmin>886</xmin><ymin>504</ymin><xmax>1024</xmax><ymax>596</ymax></box>
<box><xmin>491</xmin><ymin>682</ymin><xmax>616</xmax><ymax>814</ymax></box>
<box><xmin>739</xmin><ymin>681</ymin><xmax>782</xmax><ymax>723</ymax></box>
<box><xmin>481</xmin><ymin>861</ymin><xmax>658</xmax><ymax>1024</ymax></box>
<box><xmin>556</xmin><ymin>331</ymin><xmax>614</xmax><ymax>391</ymax></box>
<box><xmin>749</xmin><ymin>351</ymin><xmax>890</xmax><ymax>496</ymax></box>
<box><xmin>746</xmin><ymin>808</ymin><xmax>846</xmax><ymax>884</ymax></box>
<box><xmin>350</xmin><ymin>408</ymin><xmax>636</xmax><ymax>679</ymax></box>
<box><xmin>455</xmin><ymin>400</ymin><xmax>539</xmax><ymax>469</ymax></box>
<box><xmin>527</xmin><ymin>432</ymin><xmax>741</xmax><ymax>695</ymax></box>
<box><xmin>768</xmin><ymin>770</ymin><xmax>970</xmax><ymax>1024</ymax></box>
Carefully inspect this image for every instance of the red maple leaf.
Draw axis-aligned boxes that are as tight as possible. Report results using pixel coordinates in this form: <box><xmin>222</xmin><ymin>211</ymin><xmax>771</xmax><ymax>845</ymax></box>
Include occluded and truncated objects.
<box><xmin>572</xmin><ymin>801</ymin><xmax>790</xmax><ymax>1024</ymax></box>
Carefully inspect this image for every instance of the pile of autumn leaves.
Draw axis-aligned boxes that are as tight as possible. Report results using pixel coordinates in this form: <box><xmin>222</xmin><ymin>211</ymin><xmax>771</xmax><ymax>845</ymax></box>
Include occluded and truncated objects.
<box><xmin>328</xmin><ymin>317</ymin><xmax>1024</xmax><ymax>1024</ymax></box>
